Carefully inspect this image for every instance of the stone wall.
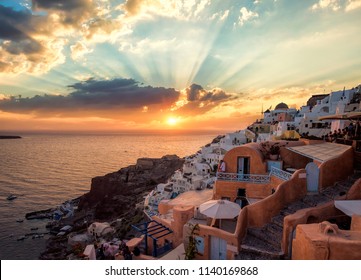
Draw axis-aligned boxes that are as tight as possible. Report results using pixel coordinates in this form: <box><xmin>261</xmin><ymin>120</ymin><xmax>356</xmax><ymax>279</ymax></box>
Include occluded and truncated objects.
<box><xmin>244</xmin><ymin>170</ymin><xmax>307</xmax><ymax>228</ymax></box>
<box><xmin>319</xmin><ymin>147</ymin><xmax>354</xmax><ymax>190</ymax></box>
<box><xmin>213</xmin><ymin>178</ymin><xmax>280</xmax><ymax>201</ymax></box>
<box><xmin>284</xmin><ymin>179</ymin><xmax>361</xmax><ymax>259</ymax></box>
<box><xmin>292</xmin><ymin>223</ymin><xmax>361</xmax><ymax>259</ymax></box>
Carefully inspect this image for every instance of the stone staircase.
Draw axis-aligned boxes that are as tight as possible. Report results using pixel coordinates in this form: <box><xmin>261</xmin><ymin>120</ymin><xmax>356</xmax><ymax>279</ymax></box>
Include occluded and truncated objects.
<box><xmin>235</xmin><ymin>171</ymin><xmax>361</xmax><ymax>260</ymax></box>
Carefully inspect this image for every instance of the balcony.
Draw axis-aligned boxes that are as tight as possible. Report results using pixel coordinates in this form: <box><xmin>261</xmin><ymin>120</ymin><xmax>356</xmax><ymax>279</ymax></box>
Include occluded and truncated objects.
<box><xmin>216</xmin><ymin>167</ymin><xmax>292</xmax><ymax>183</ymax></box>
<box><xmin>216</xmin><ymin>172</ymin><xmax>270</xmax><ymax>184</ymax></box>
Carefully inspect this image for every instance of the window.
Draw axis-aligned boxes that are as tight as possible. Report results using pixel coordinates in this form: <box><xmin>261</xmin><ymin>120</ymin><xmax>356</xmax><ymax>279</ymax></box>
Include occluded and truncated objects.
<box><xmin>237</xmin><ymin>157</ymin><xmax>250</xmax><ymax>174</ymax></box>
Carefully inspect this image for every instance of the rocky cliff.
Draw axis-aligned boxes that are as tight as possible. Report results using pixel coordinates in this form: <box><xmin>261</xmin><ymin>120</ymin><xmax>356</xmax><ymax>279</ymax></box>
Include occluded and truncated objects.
<box><xmin>78</xmin><ymin>154</ymin><xmax>184</xmax><ymax>220</ymax></box>
<box><xmin>39</xmin><ymin>155</ymin><xmax>184</xmax><ymax>259</ymax></box>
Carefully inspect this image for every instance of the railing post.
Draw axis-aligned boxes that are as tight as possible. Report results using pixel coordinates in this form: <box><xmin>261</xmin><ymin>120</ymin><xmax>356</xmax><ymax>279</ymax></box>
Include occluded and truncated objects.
<box><xmin>152</xmin><ymin>239</ymin><xmax>157</xmax><ymax>257</ymax></box>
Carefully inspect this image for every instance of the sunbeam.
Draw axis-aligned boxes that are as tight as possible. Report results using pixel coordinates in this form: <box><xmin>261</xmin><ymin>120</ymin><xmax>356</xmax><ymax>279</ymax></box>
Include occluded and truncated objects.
<box><xmin>1</xmin><ymin>0</ymin><xmax>361</xmax><ymax>132</ymax></box>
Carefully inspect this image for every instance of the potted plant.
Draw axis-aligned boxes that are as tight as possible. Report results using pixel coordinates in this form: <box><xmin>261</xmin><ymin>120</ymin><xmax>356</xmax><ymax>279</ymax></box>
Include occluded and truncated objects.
<box><xmin>260</xmin><ymin>142</ymin><xmax>285</xmax><ymax>160</ymax></box>
<box><xmin>185</xmin><ymin>223</ymin><xmax>200</xmax><ymax>260</ymax></box>
<box><xmin>269</xmin><ymin>144</ymin><xmax>281</xmax><ymax>160</ymax></box>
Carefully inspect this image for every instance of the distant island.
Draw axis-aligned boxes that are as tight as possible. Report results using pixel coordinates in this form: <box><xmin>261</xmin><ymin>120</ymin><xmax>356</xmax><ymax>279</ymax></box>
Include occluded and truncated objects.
<box><xmin>0</xmin><ymin>136</ymin><xmax>22</xmax><ymax>139</ymax></box>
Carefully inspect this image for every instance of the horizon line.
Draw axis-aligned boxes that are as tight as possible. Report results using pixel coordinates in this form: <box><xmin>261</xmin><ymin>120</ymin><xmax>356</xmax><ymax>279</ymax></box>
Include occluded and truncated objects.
<box><xmin>0</xmin><ymin>128</ymin><xmax>235</xmax><ymax>136</ymax></box>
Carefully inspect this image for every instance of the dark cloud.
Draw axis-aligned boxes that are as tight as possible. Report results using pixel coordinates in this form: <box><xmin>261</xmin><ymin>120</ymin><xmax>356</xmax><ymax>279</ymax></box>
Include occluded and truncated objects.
<box><xmin>32</xmin><ymin>0</ymin><xmax>88</xmax><ymax>11</ymax></box>
<box><xmin>3</xmin><ymin>39</ymin><xmax>43</xmax><ymax>55</ymax></box>
<box><xmin>0</xmin><ymin>5</ymin><xmax>34</xmax><ymax>42</ymax></box>
<box><xmin>200</xmin><ymin>88</ymin><xmax>230</xmax><ymax>102</ymax></box>
<box><xmin>32</xmin><ymin>0</ymin><xmax>95</xmax><ymax>25</ymax></box>
<box><xmin>0</xmin><ymin>78</ymin><xmax>180</xmax><ymax>116</ymax></box>
<box><xmin>186</xmin><ymin>83</ymin><xmax>232</xmax><ymax>103</ymax></box>
<box><xmin>0</xmin><ymin>2</ymin><xmax>123</xmax><ymax>73</ymax></box>
<box><xmin>186</xmin><ymin>84</ymin><xmax>203</xmax><ymax>101</ymax></box>
<box><xmin>0</xmin><ymin>5</ymin><xmax>63</xmax><ymax>73</ymax></box>
<box><xmin>175</xmin><ymin>83</ymin><xmax>235</xmax><ymax>116</ymax></box>
<box><xmin>68</xmin><ymin>78</ymin><xmax>179</xmax><ymax>108</ymax></box>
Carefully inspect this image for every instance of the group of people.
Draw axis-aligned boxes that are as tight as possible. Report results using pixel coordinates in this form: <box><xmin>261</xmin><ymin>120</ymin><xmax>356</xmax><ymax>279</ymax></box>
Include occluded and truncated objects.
<box><xmin>96</xmin><ymin>240</ymin><xmax>140</xmax><ymax>260</ymax></box>
<box><xmin>324</xmin><ymin>122</ymin><xmax>361</xmax><ymax>142</ymax></box>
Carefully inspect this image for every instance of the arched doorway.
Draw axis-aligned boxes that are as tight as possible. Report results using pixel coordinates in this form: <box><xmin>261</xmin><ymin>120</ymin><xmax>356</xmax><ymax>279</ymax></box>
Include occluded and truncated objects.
<box><xmin>306</xmin><ymin>162</ymin><xmax>319</xmax><ymax>192</ymax></box>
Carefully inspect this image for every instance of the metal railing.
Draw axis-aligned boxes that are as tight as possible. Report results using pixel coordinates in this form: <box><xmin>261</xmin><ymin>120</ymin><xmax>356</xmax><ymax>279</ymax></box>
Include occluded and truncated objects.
<box><xmin>216</xmin><ymin>172</ymin><xmax>270</xmax><ymax>184</ymax></box>
<box><xmin>270</xmin><ymin>167</ymin><xmax>292</xmax><ymax>181</ymax></box>
<box><xmin>217</xmin><ymin>167</ymin><xmax>293</xmax><ymax>184</ymax></box>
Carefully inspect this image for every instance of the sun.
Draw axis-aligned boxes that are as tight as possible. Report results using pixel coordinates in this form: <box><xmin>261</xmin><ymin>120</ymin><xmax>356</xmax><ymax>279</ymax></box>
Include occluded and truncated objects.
<box><xmin>167</xmin><ymin>117</ymin><xmax>178</xmax><ymax>126</ymax></box>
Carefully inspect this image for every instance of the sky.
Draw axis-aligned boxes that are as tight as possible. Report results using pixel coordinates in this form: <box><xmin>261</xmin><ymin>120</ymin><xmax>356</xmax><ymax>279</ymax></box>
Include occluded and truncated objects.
<box><xmin>0</xmin><ymin>0</ymin><xmax>360</xmax><ymax>133</ymax></box>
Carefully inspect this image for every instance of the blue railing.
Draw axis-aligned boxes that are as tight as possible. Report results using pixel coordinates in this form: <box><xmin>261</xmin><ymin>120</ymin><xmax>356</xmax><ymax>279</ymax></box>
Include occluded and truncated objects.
<box><xmin>270</xmin><ymin>167</ymin><xmax>292</xmax><ymax>181</ymax></box>
<box><xmin>217</xmin><ymin>167</ymin><xmax>293</xmax><ymax>183</ymax></box>
<box><xmin>216</xmin><ymin>172</ymin><xmax>270</xmax><ymax>184</ymax></box>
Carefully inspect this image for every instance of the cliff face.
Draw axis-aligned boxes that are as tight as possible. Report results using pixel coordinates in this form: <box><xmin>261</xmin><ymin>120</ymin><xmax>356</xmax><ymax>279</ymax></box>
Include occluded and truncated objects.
<box><xmin>78</xmin><ymin>155</ymin><xmax>184</xmax><ymax>220</ymax></box>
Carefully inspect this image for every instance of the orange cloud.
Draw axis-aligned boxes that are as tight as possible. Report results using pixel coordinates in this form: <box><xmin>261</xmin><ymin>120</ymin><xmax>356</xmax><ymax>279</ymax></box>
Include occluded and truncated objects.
<box><xmin>0</xmin><ymin>1</ymin><xmax>125</xmax><ymax>74</ymax></box>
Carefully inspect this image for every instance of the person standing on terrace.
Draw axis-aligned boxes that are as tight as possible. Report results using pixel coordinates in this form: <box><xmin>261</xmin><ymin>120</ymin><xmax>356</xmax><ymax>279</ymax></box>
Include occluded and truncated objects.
<box><xmin>218</xmin><ymin>160</ymin><xmax>226</xmax><ymax>173</ymax></box>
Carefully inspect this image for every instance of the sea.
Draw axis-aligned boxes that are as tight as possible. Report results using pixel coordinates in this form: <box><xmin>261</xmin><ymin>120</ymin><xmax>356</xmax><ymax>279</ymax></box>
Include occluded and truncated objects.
<box><xmin>0</xmin><ymin>132</ymin><xmax>217</xmax><ymax>260</ymax></box>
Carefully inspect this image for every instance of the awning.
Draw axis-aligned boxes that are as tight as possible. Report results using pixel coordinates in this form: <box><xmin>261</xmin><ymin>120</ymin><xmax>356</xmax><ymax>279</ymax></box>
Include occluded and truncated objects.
<box><xmin>286</xmin><ymin>143</ymin><xmax>352</xmax><ymax>162</ymax></box>
<box><xmin>319</xmin><ymin>111</ymin><xmax>361</xmax><ymax>121</ymax></box>
<box><xmin>347</xmin><ymin>112</ymin><xmax>361</xmax><ymax>119</ymax></box>
<box><xmin>334</xmin><ymin>200</ymin><xmax>361</xmax><ymax>217</ymax></box>
<box><xmin>280</xmin><ymin>130</ymin><xmax>300</xmax><ymax>139</ymax></box>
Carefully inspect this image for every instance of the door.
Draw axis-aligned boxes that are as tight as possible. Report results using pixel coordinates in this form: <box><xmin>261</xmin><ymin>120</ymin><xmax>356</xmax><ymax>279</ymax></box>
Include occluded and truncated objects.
<box><xmin>237</xmin><ymin>157</ymin><xmax>250</xmax><ymax>174</ymax></box>
<box><xmin>306</xmin><ymin>162</ymin><xmax>319</xmax><ymax>192</ymax></box>
<box><xmin>210</xmin><ymin>236</ymin><xmax>227</xmax><ymax>260</ymax></box>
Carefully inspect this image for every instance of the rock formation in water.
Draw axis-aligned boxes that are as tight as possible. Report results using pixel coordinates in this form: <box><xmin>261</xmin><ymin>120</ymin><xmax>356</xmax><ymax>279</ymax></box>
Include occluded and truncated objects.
<box><xmin>0</xmin><ymin>135</ymin><xmax>21</xmax><ymax>139</ymax></box>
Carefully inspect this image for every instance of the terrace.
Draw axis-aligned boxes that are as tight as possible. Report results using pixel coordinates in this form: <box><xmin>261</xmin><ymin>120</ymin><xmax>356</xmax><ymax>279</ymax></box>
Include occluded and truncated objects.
<box><xmin>216</xmin><ymin>166</ymin><xmax>292</xmax><ymax>184</ymax></box>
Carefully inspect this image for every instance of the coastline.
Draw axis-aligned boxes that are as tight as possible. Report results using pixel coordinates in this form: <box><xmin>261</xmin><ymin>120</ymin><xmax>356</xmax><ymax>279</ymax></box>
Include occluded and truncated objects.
<box><xmin>0</xmin><ymin>132</ymin><xmax>216</xmax><ymax>260</ymax></box>
<box><xmin>37</xmin><ymin>154</ymin><xmax>185</xmax><ymax>259</ymax></box>
<box><xmin>35</xmin><ymin>134</ymin><xmax>223</xmax><ymax>259</ymax></box>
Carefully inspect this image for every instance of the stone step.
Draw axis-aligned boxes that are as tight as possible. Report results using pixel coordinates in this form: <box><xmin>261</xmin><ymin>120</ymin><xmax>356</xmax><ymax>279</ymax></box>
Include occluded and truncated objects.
<box><xmin>264</xmin><ymin>229</ymin><xmax>283</xmax><ymax>248</ymax></box>
<box><xmin>322</xmin><ymin>186</ymin><xmax>347</xmax><ymax>199</ymax></box>
<box><xmin>280</xmin><ymin>208</ymin><xmax>294</xmax><ymax>216</ymax></box>
<box><xmin>271</xmin><ymin>215</ymin><xmax>284</xmax><ymax>228</ymax></box>
<box><xmin>336</xmin><ymin>181</ymin><xmax>354</xmax><ymax>191</ymax></box>
<box><xmin>247</xmin><ymin>227</ymin><xmax>282</xmax><ymax>249</ymax></box>
<box><xmin>265</xmin><ymin>222</ymin><xmax>283</xmax><ymax>236</ymax></box>
<box><xmin>302</xmin><ymin>194</ymin><xmax>330</xmax><ymax>207</ymax></box>
<box><xmin>242</xmin><ymin>231</ymin><xmax>282</xmax><ymax>256</ymax></box>
<box><xmin>237</xmin><ymin>244</ymin><xmax>284</xmax><ymax>260</ymax></box>
<box><xmin>235</xmin><ymin>250</ymin><xmax>269</xmax><ymax>260</ymax></box>
<box><xmin>286</xmin><ymin>200</ymin><xmax>310</xmax><ymax>212</ymax></box>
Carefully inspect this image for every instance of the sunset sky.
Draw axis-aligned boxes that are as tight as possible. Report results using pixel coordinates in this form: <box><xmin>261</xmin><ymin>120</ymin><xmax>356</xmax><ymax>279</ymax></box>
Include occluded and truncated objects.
<box><xmin>0</xmin><ymin>0</ymin><xmax>361</xmax><ymax>133</ymax></box>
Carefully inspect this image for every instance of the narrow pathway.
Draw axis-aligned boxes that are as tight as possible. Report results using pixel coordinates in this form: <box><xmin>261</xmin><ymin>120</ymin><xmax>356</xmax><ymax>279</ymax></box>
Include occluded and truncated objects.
<box><xmin>235</xmin><ymin>171</ymin><xmax>361</xmax><ymax>260</ymax></box>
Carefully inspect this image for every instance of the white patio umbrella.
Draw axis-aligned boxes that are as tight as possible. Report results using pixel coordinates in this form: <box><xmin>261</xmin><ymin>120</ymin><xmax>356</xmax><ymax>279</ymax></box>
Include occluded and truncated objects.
<box><xmin>199</xmin><ymin>199</ymin><xmax>241</xmax><ymax>228</ymax></box>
